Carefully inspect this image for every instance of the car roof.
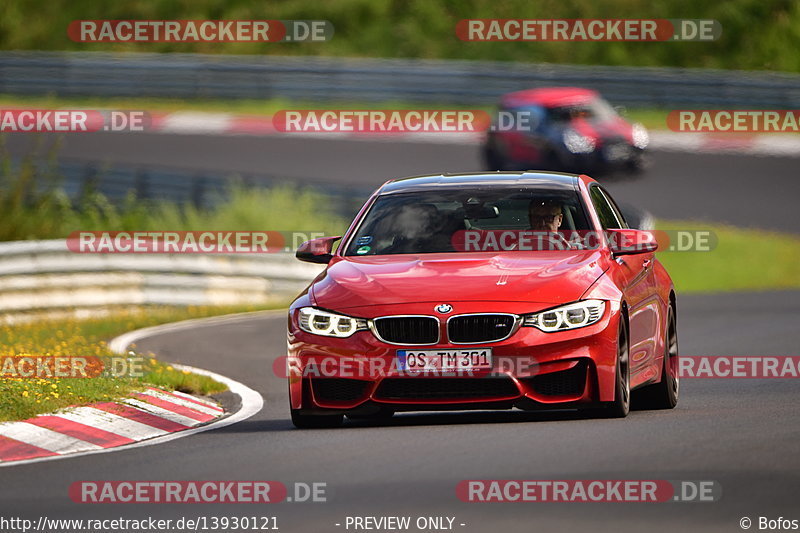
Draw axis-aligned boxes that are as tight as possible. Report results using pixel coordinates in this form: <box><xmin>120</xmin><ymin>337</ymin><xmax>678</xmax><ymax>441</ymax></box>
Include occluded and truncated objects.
<box><xmin>379</xmin><ymin>171</ymin><xmax>585</xmax><ymax>195</ymax></box>
<box><xmin>500</xmin><ymin>87</ymin><xmax>599</xmax><ymax>108</ymax></box>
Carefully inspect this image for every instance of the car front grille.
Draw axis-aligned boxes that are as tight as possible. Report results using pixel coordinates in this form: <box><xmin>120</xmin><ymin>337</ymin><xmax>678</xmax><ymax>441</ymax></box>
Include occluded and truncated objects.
<box><xmin>375</xmin><ymin>377</ymin><xmax>520</xmax><ymax>401</ymax></box>
<box><xmin>602</xmin><ymin>140</ymin><xmax>633</xmax><ymax>161</ymax></box>
<box><xmin>372</xmin><ymin>316</ymin><xmax>439</xmax><ymax>345</ymax></box>
<box><xmin>311</xmin><ymin>378</ymin><xmax>371</xmax><ymax>403</ymax></box>
<box><xmin>448</xmin><ymin>314</ymin><xmax>517</xmax><ymax>343</ymax></box>
<box><xmin>523</xmin><ymin>361</ymin><xmax>588</xmax><ymax>397</ymax></box>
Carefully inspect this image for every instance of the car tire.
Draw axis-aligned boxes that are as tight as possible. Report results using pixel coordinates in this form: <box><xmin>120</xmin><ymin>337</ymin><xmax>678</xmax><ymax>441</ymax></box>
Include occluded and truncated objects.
<box><xmin>595</xmin><ymin>318</ymin><xmax>631</xmax><ymax>418</ymax></box>
<box><xmin>290</xmin><ymin>409</ymin><xmax>344</xmax><ymax>429</ymax></box>
<box><xmin>483</xmin><ymin>139</ymin><xmax>507</xmax><ymax>170</ymax></box>
<box><xmin>626</xmin><ymin>153</ymin><xmax>649</xmax><ymax>174</ymax></box>
<box><xmin>632</xmin><ymin>306</ymin><xmax>679</xmax><ymax>410</ymax></box>
<box><xmin>539</xmin><ymin>148</ymin><xmax>564</xmax><ymax>173</ymax></box>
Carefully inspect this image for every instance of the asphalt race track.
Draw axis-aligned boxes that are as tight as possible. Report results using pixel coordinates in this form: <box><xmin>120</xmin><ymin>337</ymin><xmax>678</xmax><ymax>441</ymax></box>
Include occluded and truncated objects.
<box><xmin>1</xmin><ymin>293</ymin><xmax>799</xmax><ymax>532</ymax></box>
<box><xmin>1</xmin><ymin>133</ymin><xmax>799</xmax><ymax>532</ymax></box>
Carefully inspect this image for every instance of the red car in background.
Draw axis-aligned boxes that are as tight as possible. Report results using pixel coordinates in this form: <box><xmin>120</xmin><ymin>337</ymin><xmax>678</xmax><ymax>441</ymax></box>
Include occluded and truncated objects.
<box><xmin>483</xmin><ymin>88</ymin><xmax>649</xmax><ymax>173</ymax></box>
<box><xmin>287</xmin><ymin>172</ymin><xmax>678</xmax><ymax>428</ymax></box>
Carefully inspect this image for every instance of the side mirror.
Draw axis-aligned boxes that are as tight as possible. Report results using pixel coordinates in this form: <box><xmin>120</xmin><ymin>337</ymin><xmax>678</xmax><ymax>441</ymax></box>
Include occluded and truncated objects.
<box><xmin>606</xmin><ymin>229</ymin><xmax>658</xmax><ymax>256</ymax></box>
<box><xmin>296</xmin><ymin>236</ymin><xmax>341</xmax><ymax>264</ymax></box>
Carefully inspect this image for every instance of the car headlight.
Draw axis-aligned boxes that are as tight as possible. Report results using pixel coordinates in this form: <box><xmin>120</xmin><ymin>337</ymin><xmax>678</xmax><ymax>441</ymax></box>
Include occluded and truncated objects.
<box><xmin>632</xmin><ymin>123</ymin><xmax>649</xmax><ymax>149</ymax></box>
<box><xmin>522</xmin><ymin>300</ymin><xmax>606</xmax><ymax>332</ymax></box>
<box><xmin>562</xmin><ymin>128</ymin><xmax>596</xmax><ymax>153</ymax></box>
<box><xmin>298</xmin><ymin>307</ymin><xmax>368</xmax><ymax>338</ymax></box>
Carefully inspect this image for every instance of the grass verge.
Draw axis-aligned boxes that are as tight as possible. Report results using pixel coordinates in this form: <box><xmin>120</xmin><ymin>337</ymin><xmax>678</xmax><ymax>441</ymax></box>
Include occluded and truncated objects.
<box><xmin>0</xmin><ymin>304</ymin><xmax>281</xmax><ymax>422</ymax></box>
<box><xmin>656</xmin><ymin>220</ymin><xmax>800</xmax><ymax>293</ymax></box>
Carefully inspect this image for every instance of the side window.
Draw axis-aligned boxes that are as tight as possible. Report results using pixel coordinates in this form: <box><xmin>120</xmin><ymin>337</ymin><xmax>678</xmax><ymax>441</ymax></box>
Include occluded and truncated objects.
<box><xmin>525</xmin><ymin>105</ymin><xmax>546</xmax><ymax>132</ymax></box>
<box><xmin>589</xmin><ymin>186</ymin><xmax>622</xmax><ymax>229</ymax></box>
<box><xmin>599</xmin><ymin>187</ymin><xmax>629</xmax><ymax>229</ymax></box>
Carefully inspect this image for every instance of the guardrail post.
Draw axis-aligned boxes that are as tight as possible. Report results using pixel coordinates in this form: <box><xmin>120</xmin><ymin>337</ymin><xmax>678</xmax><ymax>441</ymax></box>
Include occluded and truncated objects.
<box><xmin>135</xmin><ymin>169</ymin><xmax>150</xmax><ymax>200</ymax></box>
<box><xmin>80</xmin><ymin>164</ymin><xmax>98</xmax><ymax>200</ymax></box>
<box><xmin>191</xmin><ymin>176</ymin><xmax>206</xmax><ymax>209</ymax></box>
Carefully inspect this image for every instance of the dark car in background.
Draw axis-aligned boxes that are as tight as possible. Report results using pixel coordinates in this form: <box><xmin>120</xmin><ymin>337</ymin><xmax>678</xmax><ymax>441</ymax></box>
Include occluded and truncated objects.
<box><xmin>483</xmin><ymin>87</ymin><xmax>649</xmax><ymax>174</ymax></box>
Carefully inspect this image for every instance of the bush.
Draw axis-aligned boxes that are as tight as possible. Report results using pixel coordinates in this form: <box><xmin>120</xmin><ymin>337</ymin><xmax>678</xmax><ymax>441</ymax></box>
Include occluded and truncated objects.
<box><xmin>1</xmin><ymin>0</ymin><xmax>799</xmax><ymax>71</ymax></box>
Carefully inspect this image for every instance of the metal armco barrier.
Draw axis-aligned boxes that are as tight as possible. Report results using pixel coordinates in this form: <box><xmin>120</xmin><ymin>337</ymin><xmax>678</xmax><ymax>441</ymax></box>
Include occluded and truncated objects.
<box><xmin>0</xmin><ymin>239</ymin><xmax>324</xmax><ymax>314</ymax></box>
<box><xmin>48</xmin><ymin>158</ymin><xmax>370</xmax><ymax>216</ymax></box>
<box><xmin>0</xmin><ymin>51</ymin><xmax>799</xmax><ymax>107</ymax></box>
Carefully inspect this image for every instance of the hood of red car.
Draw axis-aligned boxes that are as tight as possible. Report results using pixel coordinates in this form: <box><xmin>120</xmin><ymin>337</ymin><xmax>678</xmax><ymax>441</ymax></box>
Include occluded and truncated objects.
<box><xmin>311</xmin><ymin>251</ymin><xmax>608</xmax><ymax>310</ymax></box>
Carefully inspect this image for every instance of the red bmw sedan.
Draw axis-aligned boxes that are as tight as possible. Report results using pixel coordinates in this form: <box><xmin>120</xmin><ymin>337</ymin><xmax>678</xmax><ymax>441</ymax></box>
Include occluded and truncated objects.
<box><xmin>287</xmin><ymin>172</ymin><xmax>678</xmax><ymax>428</ymax></box>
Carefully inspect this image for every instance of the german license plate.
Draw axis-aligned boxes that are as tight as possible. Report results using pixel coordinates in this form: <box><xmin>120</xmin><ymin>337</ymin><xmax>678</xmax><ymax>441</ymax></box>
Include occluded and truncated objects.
<box><xmin>397</xmin><ymin>348</ymin><xmax>492</xmax><ymax>373</ymax></box>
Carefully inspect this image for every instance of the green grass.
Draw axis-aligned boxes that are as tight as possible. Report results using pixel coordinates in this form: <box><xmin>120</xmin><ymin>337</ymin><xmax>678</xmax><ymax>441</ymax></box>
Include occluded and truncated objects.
<box><xmin>2</xmin><ymin>0</ymin><xmax>800</xmax><ymax>72</ymax></box>
<box><xmin>656</xmin><ymin>220</ymin><xmax>800</xmax><ymax>293</ymax></box>
<box><xmin>0</xmin><ymin>304</ymin><xmax>281</xmax><ymax>422</ymax></box>
<box><xmin>623</xmin><ymin>109</ymin><xmax>672</xmax><ymax>131</ymax></box>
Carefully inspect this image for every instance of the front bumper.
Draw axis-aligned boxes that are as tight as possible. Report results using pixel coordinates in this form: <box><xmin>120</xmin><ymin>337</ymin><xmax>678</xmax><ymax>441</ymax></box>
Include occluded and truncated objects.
<box><xmin>556</xmin><ymin>142</ymin><xmax>644</xmax><ymax>172</ymax></box>
<box><xmin>287</xmin><ymin>301</ymin><xmax>621</xmax><ymax>413</ymax></box>
<box><xmin>505</xmin><ymin>136</ymin><xmax>643</xmax><ymax>172</ymax></box>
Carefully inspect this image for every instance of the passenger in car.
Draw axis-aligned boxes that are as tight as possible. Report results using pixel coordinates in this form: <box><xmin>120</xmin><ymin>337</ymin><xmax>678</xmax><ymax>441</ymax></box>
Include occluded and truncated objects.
<box><xmin>529</xmin><ymin>199</ymin><xmax>583</xmax><ymax>250</ymax></box>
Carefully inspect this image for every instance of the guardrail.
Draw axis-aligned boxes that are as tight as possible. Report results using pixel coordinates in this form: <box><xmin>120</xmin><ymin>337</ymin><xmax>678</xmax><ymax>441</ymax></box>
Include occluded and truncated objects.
<box><xmin>0</xmin><ymin>239</ymin><xmax>324</xmax><ymax>315</ymax></box>
<box><xmin>46</xmin><ymin>158</ymin><xmax>371</xmax><ymax>216</ymax></box>
<box><xmin>1</xmin><ymin>51</ymin><xmax>799</xmax><ymax>108</ymax></box>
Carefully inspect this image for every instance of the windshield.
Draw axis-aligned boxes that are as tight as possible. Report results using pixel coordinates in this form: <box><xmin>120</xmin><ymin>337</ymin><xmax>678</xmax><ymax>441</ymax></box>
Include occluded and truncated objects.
<box><xmin>344</xmin><ymin>187</ymin><xmax>591</xmax><ymax>256</ymax></box>
<box><xmin>547</xmin><ymin>97</ymin><xmax>618</xmax><ymax>123</ymax></box>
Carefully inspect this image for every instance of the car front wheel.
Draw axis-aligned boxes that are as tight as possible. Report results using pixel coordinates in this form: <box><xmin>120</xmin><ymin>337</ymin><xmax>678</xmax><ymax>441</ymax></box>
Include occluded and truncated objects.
<box><xmin>483</xmin><ymin>140</ymin><xmax>506</xmax><ymax>170</ymax></box>
<box><xmin>633</xmin><ymin>306</ymin><xmax>679</xmax><ymax>410</ymax></box>
<box><xmin>595</xmin><ymin>319</ymin><xmax>630</xmax><ymax>418</ymax></box>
